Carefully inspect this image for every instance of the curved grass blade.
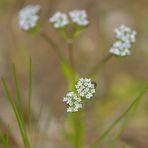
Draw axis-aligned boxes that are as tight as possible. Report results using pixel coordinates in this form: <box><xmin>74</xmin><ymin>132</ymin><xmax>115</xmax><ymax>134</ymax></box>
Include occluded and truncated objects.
<box><xmin>91</xmin><ymin>83</ymin><xmax>148</xmax><ymax>148</ymax></box>
<box><xmin>13</xmin><ymin>64</ymin><xmax>24</xmax><ymax>125</ymax></box>
<box><xmin>2</xmin><ymin>78</ymin><xmax>31</xmax><ymax>148</ymax></box>
<box><xmin>28</xmin><ymin>56</ymin><xmax>32</xmax><ymax>130</ymax></box>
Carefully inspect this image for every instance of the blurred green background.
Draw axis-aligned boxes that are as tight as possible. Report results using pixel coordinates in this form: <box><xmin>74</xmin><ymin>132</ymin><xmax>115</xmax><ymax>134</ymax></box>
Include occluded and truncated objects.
<box><xmin>0</xmin><ymin>0</ymin><xmax>148</xmax><ymax>147</ymax></box>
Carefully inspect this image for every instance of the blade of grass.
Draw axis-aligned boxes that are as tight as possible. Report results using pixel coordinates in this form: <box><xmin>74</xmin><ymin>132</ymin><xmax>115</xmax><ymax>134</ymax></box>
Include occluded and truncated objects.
<box><xmin>12</xmin><ymin>64</ymin><xmax>24</xmax><ymax>124</ymax></box>
<box><xmin>91</xmin><ymin>83</ymin><xmax>148</xmax><ymax>148</ymax></box>
<box><xmin>108</xmin><ymin>94</ymin><xmax>143</xmax><ymax>148</ymax></box>
<box><xmin>107</xmin><ymin>116</ymin><xmax>129</xmax><ymax>148</ymax></box>
<box><xmin>0</xmin><ymin>130</ymin><xmax>9</xmax><ymax>148</ymax></box>
<box><xmin>2</xmin><ymin>78</ymin><xmax>31</xmax><ymax>148</ymax></box>
<box><xmin>28</xmin><ymin>56</ymin><xmax>32</xmax><ymax>130</ymax></box>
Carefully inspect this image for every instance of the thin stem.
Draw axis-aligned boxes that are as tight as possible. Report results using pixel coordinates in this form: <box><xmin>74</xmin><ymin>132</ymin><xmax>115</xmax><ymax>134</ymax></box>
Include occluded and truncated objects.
<box><xmin>69</xmin><ymin>111</ymin><xmax>84</xmax><ymax>148</ymax></box>
<box><xmin>67</xmin><ymin>39</ymin><xmax>77</xmax><ymax>85</ymax></box>
<box><xmin>88</xmin><ymin>53</ymin><xmax>113</xmax><ymax>78</ymax></box>
<box><xmin>91</xmin><ymin>83</ymin><xmax>148</xmax><ymax>148</ymax></box>
<box><xmin>67</xmin><ymin>39</ymin><xmax>74</xmax><ymax>70</ymax></box>
<box><xmin>40</xmin><ymin>31</ymin><xmax>66</xmax><ymax>62</ymax></box>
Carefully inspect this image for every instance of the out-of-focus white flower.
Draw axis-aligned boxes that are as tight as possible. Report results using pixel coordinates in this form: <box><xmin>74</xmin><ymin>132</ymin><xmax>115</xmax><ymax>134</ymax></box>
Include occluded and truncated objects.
<box><xmin>115</xmin><ymin>25</ymin><xmax>137</xmax><ymax>43</ymax></box>
<box><xmin>18</xmin><ymin>5</ymin><xmax>40</xmax><ymax>31</ymax></box>
<box><xmin>69</xmin><ymin>10</ymin><xmax>89</xmax><ymax>26</ymax></box>
<box><xmin>75</xmin><ymin>78</ymin><xmax>96</xmax><ymax>99</ymax></box>
<box><xmin>109</xmin><ymin>25</ymin><xmax>137</xmax><ymax>56</ymax></box>
<box><xmin>110</xmin><ymin>41</ymin><xmax>131</xmax><ymax>56</ymax></box>
<box><xmin>49</xmin><ymin>12</ymin><xmax>69</xmax><ymax>28</ymax></box>
<box><xmin>63</xmin><ymin>92</ymin><xmax>82</xmax><ymax>112</ymax></box>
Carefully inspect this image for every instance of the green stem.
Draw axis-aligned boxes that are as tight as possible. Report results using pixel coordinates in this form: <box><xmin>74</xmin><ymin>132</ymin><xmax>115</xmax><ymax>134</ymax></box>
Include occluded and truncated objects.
<box><xmin>88</xmin><ymin>53</ymin><xmax>113</xmax><ymax>78</ymax></box>
<box><xmin>91</xmin><ymin>83</ymin><xmax>148</xmax><ymax>148</ymax></box>
<box><xmin>63</xmin><ymin>71</ymin><xmax>84</xmax><ymax>148</ymax></box>
<box><xmin>40</xmin><ymin>31</ymin><xmax>66</xmax><ymax>62</ymax></box>
<box><xmin>70</xmin><ymin>112</ymin><xmax>84</xmax><ymax>148</ymax></box>
<box><xmin>68</xmin><ymin>76</ymin><xmax>84</xmax><ymax>148</ymax></box>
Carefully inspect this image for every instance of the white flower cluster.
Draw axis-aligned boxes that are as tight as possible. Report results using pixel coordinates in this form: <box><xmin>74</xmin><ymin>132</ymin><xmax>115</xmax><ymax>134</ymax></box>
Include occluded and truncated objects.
<box><xmin>115</xmin><ymin>25</ymin><xmax>137</xmax><ymax>43</ymax></box>
<box><xmin>49</xmin><ymin>10</ymin><xmax>89</xmax><ymax>29</ymax></box>
<box><xmin>109</xmin><ymin>25</ymin><xmax>137</xmax><ymax>56</ymax></box>
<box><xmin>18</xmin><ymin>5</ymin><xmax>40</xmax><ymax>31</ymax></box>
<box><xmin>75</xmin><ymin>78</ymin><xmax>96</xmax><ymax>99</ymax></box>
<box><xmin>63</xmin><ymin>78</ymin><xmax>96</xmax><ymax>112</ymax></box>
<box><xmin>63</xmin><ymin>92</ymin><xmax>82</xmax><ymax>112</ymax></box>
<box><xmin>69</xmin><ymin>10</ymin><xmax>89</xmax><ymax>26</ymax></box>
<box><xmin>49</xmin><ymin>12</ymin><xmax>69</xmax><ymax>28</ymax></box>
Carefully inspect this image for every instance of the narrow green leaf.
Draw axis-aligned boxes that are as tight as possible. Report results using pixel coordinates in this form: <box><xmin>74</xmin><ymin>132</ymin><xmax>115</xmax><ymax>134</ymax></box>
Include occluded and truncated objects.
<box><xmin>0</xmin><ymin>130</ymin><xmax>9</xmax><ymax>148</ymax></box>
<box><xmin>12</xmin><ymin>64</ymin><xmax>24</xmax><ymax>124</ymax></box>
<box><xmin>28</xmin><ymin>56</ymin><xmax>32</xmax><ymax>129</ymax></box>
<box><xmin>91</xmin><ymin>83</ymin><xmax>148</xmax><ymax>148</ymax></box>
<box><xmin>2</xmin><ymin>78</ymin><xmax>31</xmax><ymax>148</ymax></box>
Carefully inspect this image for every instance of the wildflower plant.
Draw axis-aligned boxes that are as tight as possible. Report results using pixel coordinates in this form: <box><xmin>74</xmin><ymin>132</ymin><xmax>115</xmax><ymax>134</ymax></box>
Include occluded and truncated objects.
<box><xmin>1</xmin><ymin>3</ymin><xmax>148</xmax><ymax>148</ymax></box>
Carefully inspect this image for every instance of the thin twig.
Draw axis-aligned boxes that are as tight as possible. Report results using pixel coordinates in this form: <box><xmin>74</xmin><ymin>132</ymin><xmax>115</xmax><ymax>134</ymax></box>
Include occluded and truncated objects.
<box><xmin>67</xmin><ymin>39</ymin><xmax>74</xmax><ymax>70</ymax></box>
<box><xmin>88</xmin><ymin>53</ymin><xmax>113</xmax><ymax>78</ymax></box>
<box><xmin>40</xmin><ymin>31</ymin><xmax>66</xmax><ymax>62</ymax></box>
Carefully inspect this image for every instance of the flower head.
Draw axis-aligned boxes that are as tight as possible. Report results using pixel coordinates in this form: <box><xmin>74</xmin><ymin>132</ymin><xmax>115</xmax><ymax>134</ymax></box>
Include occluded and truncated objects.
<box><xmin>109</xmin><ymin>25</ymin><xmax>137</xmax><ymax>56</ymax></box>
<box><xmin>69</xmin><ymin>10</ymin><xmax>89</xmax><ymax>26</ymax></box>
<box><xmin>75</xmin><ymin>78</ymin><xmax>96</xmax><ymax>99</ymax></box>
<box><xmin>115</xmin><ymin>25</ymin><xmax>137</xmax><ymax>43</ymax></box>
<box><xmin>63</xmin><ymin>78</ymin><xmax>96</xmax><ymax>112</ymax></box>
<box><xmin>63</xmin><ymin>92</ymin><xmax>82</xmax><ymax>112</ymax></box>
<box><xmin>110</xmin><ymin>41</ymin><xmax>131</xmax><ymax>56</ymax></box>
<box><xmin>49</xmin><ymin>12</ymin><xmax>69</xmax><ymax>28</ymax></box>
<box><xmin>18</xmin><ymin>5</ymin><xmax>40</xmax><ymax>31</ymax></box>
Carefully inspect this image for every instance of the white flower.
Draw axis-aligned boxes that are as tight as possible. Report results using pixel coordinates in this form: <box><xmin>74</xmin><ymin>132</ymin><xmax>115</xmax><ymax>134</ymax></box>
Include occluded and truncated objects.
<box><xmin>69</xmin><ymin>10</ymin><xmax>89</xmax><ymax>26</ymax></box>
<box><xmin>109</xmin><ymin>25</ymin><xmax>137</xmax><ymax>56</ymax></box>
<box><xmin>110</xmin><ymin>41</ymin><xmax>131</xmax><ymax>56</ymax></box>
<box><xmin>75</xmin><ymin>78</ymin><xmax>96</xmax><ymax>99</ymax></box>
<box><xmin>49</xmin><ymin>12</ymin><xmax>69</xmax><ymax>28</ymax></box>
<box><xmin>18</xmin><ymin>5</ymin><xmax>40</xmax><ymax>31</ymax></box>
<box><xmin>115</xmin><ymin>25</ymin><xmax>137</xmax><ymax>43</ymax></box>
<box><xmin>63</xmin><ymin>92</ymin><xmax>82</xmax><ymax>112</ymax></box>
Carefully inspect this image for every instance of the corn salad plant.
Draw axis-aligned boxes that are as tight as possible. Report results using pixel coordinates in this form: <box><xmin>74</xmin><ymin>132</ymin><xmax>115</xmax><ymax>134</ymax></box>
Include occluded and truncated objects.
<box><xmin>0</xmin><ymin>4</ymin><xmax>148</xmax><ymax>148</ymax></box>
